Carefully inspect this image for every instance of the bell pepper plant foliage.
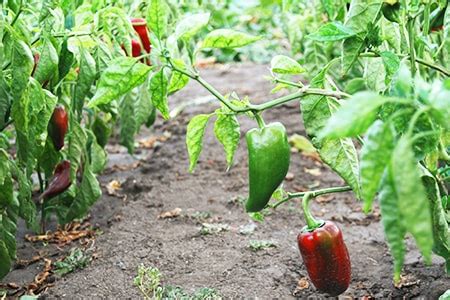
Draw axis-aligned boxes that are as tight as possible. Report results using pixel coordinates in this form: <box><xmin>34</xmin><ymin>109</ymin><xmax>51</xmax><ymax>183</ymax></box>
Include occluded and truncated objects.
<box><xmin>0</xmin><ymin>0</ymin><xmax>449</xmax><ymax>295</ymax></box>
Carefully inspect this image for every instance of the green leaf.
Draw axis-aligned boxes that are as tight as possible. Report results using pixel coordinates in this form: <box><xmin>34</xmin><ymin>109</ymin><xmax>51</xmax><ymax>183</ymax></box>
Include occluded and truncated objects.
<box><xmin>11</xmin><ymin>79</ymin><xmax>57</xmax><ymax>175</ymax></box>
<box><xmin>214</xmin><ymin>113</ymin><xmax>240</xmax><ymax>168</ymax></box>
<box><xmin>34</xmin><ymin>37</ymin><xmax>59</xmax><ymax>85</ymax></box>
<box><xmin>186</xmin><ymin>114</ymin><xmax>211</xmax><ymax>172</ymax></box>
<box><xmin>147</xmin><ymin>0</ymin><xmax>170</xmax><ymax>39</ymax></box>
<box><xmin>66</xmin><ymin>120</ymin><xmax>87</xmax><ymax>179</ymax></box>
<box><xmin>175</xmin><ymin>13</ymin><xmax>210</xmax><ymax>40</ymax></box>
<box><xmin>360</xmin><ymin>120</ymin><xmax>395</xmax><ymax>212</ymax></box>
<box><xmin>270</xmin><ymin>55</ymin><xmax>305</xmax><ymax>74</ymax></box>
<box><xmin>420</xmin><ymin>166</ymin><xmax>450</xmax><ymax>273</ymax></box>
<box><xmin>201</xmin><ymin>29</ymin><xmax>261</xmax><ymax>49</ymax></box>
<box><xmin>168</xmin><ymin>59</ymin><xmax>189</xmax><ymax>94</ymax></box>
<box><xmin>344</xmin><ymin>78</ymin><xmax>367</xmax><ymax>94</ymax></box>
<box><xmin>65</xmin><ymin>162</ymin><xmax>102</xmax><ymax>222</ymax></box>
<box><xmin>119</xmin><ymin>93</ymin><xmax>137</xmax><ymax>154</ymax></box>
<box><xmin>319</xmin><ymin>91</ymin><xmax>388</xmax><ymax>139</ymax></box>
<box><xmin>0</xmin><ymin>240</ymin><xmax>11</xmax><ymax>279</ymax></box>
<box><xmin>150</xmin><ymin>69</ymin><xmax>169</xmax><ymax>120</ymax></box>
<box><xmin>135</xmin><ymin>82</ymin><xmax>155</xmax><ymax>131</ymax></box>
<box><xmin>0</xmin><ymin>150</ymin><xmax>13</xmax><ymax>207</ymax></box>
<box><xmin>58</xmin><ymin>38</ymin><xmax>74</xmax><ymax>81</ymax></box>
<box><xmin>9</xmin><ymin>160</ymin><xmax>37</xmax><ymax>231</ymax></box>
<box><xmin>11</xmin><ymin>40</ymin><xmax>34</xmax><ymax>101</ymax></box>
<box><xmin>307</xmin><ymin>22</ymin><xmax>357</xmax><ymax>41</ymax></box>
<box><xmin>379</xmin><ymin>51</ymin><xmax>400</xmax><ymax>77</ymax></box>
<box><xmin>301</xmin><ymin>67</ymin><xmax>361</xmax><ymax>198</ymax></box>
<box><xmin>379</xmin><ymin>167</ymin><xmax>406</xmax><ymax>282</ymax></box>
<box><xmin>74</xmin><ymin>48</ymin><xmax>96</xmax><ymax>117</ymax></box>
<box><xmin>88</xmin><ymin>57</ymin><xmax>152</xmax><ymax>108</ymax></box>
<box><xmin>392</xmin><ymin>137</ymin><xmax>433</xmax><ymax>263</ymax></box>
<box><xmin>0</xmin><ymin>74</ymin><xmax>12</xmax><ymax>129</ymax></box>
<box><xmin>342</xmin><ymin>0</ymin><xmax>383</xmax><ymax>74</ymax></box>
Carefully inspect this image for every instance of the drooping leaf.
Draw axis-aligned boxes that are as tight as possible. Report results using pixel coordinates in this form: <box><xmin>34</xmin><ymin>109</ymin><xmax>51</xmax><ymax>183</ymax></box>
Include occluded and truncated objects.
<box><xmin>64</xmin><ymin>162</ymin><xmax>101</xmax><ymax>222</ymax></box>
<box><xmin>175</xmin><ymin>13</ymin><xmax>210</xmax><ymax>40</ymax></box>
<box><xmin>74</xmin><ymin>48</ymin><xmax>96</xmax><ymax>118</ymax></box>
<box><xmin>379</xmin><ymin>167</ymin><xmax>406</xmax><ymax>283</ymax></box>
<box><xmin>301</xmin><ymin>66</ymin><xmax>361</xmax><ymax>198</ymax></box>
<box><xmin>270</xmin><ymin>55</ymin><xmax>305</xmax><ymax>74</ymax></box>
<box><xmin>58</xmin><ymin>38</ymin><xmax>74</xmax><ymax>81</ymax></box>
<box><xmin>33</xmin><ymin>37</ymin><xmax>59</xmax><ymax>85</ymax></box>
<box><xmin>214</xmin><ymin>113</ymin><xmax>240</xmax><ymax>168</ymax></box>
<box><xmin>420</xmin><ymin>166</ymin><xmax>450</xmax><ymax>273</ymax></box>
<box><xmin>0</xmin><ymin>240</ymin><xmax>11</xmax><ymax>279</ymax></box>
<box><xmin>168</xmin><ymin>59</ymin><xmax>189</xmax><ymax>94</ymax></box>
<box><xmin>360</xmin><ymin>120</ymin><xmax>395</xmax><ymax>212</ymax></box>
<box><xmin>88</xmin><ymin>57</ymin><xmax>152</xmax><ymax>108</ymax></box>
<box><xmin>201</xmin><ymin>29</ymin><xmax>261</xmax><ymax>49</ymax></box>
<box><xmin>119</xmin><ymin>93</ymin><xmax>137</xmax><ymax>154</ymax></box>
<box><xmin>186</xmin><ymin>114</ymin><xmax>211</xmax><ymax>172</ymax></box>
<box><xmin>11</xmin><ymin>40</ymin><xmax>34</xmax><ymax>101</ymax></box>
<box><xmin>392</xmin><ymin>137</ymin><xmax>433</xmax><ymax>263</ymax></box>
<box><xmin>308</xmin><ymin>22</ymin><xmax>357</xmax><ymax>41</ymax></box>
<box><xmin>11</xmin><ymin>79</ymin><xmax>57</xmax><ymax>175</ymax></box>
<box><xmin>319</xmin><ymin>91</ymin><xmax>388</xmax><ymax>139</ymax></box>
<box><xmin>150</xmin><ymin>69</ymin><xmax>169</xmax><ymax>119</ymax></box>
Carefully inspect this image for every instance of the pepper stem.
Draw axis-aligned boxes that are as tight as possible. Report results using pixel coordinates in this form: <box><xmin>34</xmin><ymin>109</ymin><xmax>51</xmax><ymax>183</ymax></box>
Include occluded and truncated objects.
<box><xmin>302</xmin><ymin>192</ymin><xmax>323</xmax><ymax>231</ymax></box>
<box><xmin>253</xmin><ymin>113</ymin><xmax>266</xmax><ymax>129</ymax></box>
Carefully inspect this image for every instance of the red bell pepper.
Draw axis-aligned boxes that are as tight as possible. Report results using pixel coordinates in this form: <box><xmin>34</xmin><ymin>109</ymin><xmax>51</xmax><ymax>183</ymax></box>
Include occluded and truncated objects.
<box><xmin>48</xmin><ymin>105</ymin><xmax>68</xmax><ymax>151</ymax></box>
<box><xmin>297</xmin><ymin>193</ymin><xmax>351</xmax><ymax>296</ymax></box>
<box><xmin>41</xmin><ymin>160</ymin><xmax>72</xmax><ymax>200</ymax></box>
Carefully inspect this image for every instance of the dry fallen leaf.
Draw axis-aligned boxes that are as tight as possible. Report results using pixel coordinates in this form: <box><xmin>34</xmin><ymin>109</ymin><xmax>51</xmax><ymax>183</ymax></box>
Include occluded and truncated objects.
<box><xmin>195</xmin><ymin>57</ymin><xmax>217</xmax><ymax>68</ymax></box>
<box><xmin>285</xmin><ymin>172</ymin><xmax>295</xmax><ymax>181</ymax></box>
<box><xmin>25</xmin><ymin>221</ymin><xmax>96</xmax><ymax>247</ymax></box>
<box><xmin>304</xmin><ymin>168</ymin><xmax>322</xmax><ymax>177</ymax></box>
<box><xmin>106</xmin><ymin>180</ymin><xmax>122</xmax><ymax>195</ymax></box>
<box><xmin>138</xmin><ymin>135</ymin><xmax>169</xmax><ymax>149</ymax></box>
<box><xmin>394</xmin><ymin>274</ymin><xmax>420</xmax><ymax>288</ymax></box>
<box><xmin>158</xmin><ymin>208</ymin><xmax>182</xmax><ymax>219</ymax></box>
<box><xmin>297</xmin><ymin>277</ymin><xmax>309</xmax><ymax>290</ymax></box>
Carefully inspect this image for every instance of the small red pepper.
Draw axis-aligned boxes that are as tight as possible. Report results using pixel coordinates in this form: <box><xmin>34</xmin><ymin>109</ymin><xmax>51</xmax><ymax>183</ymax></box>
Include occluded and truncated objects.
<box><xmin>41</xmin><ymin>160</ymin><xmax>72</xmax><ymax>200</ymax></box>
<box><xmin>48</xmin><ymin>105</ymin><xmax>68</xmax><ymax>151</ymax></box>
<box><xmin>297</xmin><ymin>193</ymin><xmax>351</xmax><ymax>296</ymax></box>
<box><xmin>131</xmin><ymin>18</ymin><xmax>151</xmax><ymax>54</ymax></box>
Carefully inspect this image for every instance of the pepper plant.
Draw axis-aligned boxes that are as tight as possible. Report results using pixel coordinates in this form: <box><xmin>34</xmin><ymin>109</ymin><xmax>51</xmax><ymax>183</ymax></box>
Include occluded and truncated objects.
<box><xmin>0</xmin><ymin>0</ymin><xmax>449</xmax><ymax>296</ymax></box>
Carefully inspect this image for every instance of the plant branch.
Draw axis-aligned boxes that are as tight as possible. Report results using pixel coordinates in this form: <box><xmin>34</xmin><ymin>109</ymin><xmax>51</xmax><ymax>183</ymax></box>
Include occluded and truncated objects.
<box><xmin>167</xmin><ymin>57</ymin><xmax>350</xmax><ymax>113</ymax></box>
<box><xmin>271</xmin><ymin>185</ymin><xmax>352</xmax><ymax>209</ymax></box>
<box><xmin>361</xmin><ymin>51</ymin><xmax>450</xmax><ymax>77</ymax></box>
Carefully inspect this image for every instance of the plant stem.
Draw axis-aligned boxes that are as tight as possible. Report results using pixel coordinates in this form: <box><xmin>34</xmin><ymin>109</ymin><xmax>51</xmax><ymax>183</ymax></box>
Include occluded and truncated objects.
<box><xmin>254</xmin><ymin>113</ymin><xmax>266</xmax><ymax>128</ymax></box>
<box><xmin>271</xmin><ymin>185</ymin><xmax>352</xmax><ymax>209</ymax></box>
<box><xmin>302</xmin><ymin>193</ymin><xmax>323</xmax><ymax>230</ymax></box>
<box><xmin>274</xmin><ymin>77</ymin><xmax>304</xmax><ymax>89</ymax></box>
<box><xmin>407</xmin><ymin>17</ymin><xmax>417</xmax><ymax>76</ymax></box>
<box><xmin>167</xmin><ymin>57</ymin><xmax>351</xmax><ymax>114</ymax></box>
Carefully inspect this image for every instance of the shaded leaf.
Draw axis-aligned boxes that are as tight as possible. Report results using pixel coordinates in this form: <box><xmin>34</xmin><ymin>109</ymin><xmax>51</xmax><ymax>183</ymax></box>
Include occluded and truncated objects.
<box><xmin>308</xmin><ymin>22</ymin><xmax>357</xmax><ymax>41</ymax></box>
<box><xmin>150</xmin><ymin>69</ymin><xmax>169</xmax><ymax>119</ymax></box>
<box><xmin>360</xmin><ymin>120</ymin><xmax>394</xmax><ymax>212</ymax></box>
<box><xmin>88</xmin><ymin>57</ymin><xmax>151</xmax><ymax>107</ymax></box>
<box><xmin>186</xmin><ymin>114</ymin><xmax>211</xmax><ymax>172</ymax></box>
<box><xmin>270</xmin><ymin>55</ymin><xmax>305</xmax><ymax>74</ymax></box>
<box><xmin>201</xmin><ymin>29</ymin><xmax>261</xmax><ymax>49</ymax></box>
<box><xmin>214</xmin><ymin>113</ymin><xmax>240</xmax><ymax>168</ymax></box>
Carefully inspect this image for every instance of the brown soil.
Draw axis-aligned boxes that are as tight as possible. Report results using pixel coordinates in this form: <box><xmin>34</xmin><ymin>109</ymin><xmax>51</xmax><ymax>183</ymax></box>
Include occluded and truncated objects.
<box><xmin>2</xmin><ymin>64</ymin><xmax>448</xmax><ymax>299</ymax></box>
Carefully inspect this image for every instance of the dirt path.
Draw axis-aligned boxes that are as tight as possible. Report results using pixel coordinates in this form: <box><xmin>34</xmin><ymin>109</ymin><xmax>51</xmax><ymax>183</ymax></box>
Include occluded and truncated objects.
<box><xmin>3</xmin><ymin>64</ymin><xmax>448</xmax><ymax>299</ymax></box>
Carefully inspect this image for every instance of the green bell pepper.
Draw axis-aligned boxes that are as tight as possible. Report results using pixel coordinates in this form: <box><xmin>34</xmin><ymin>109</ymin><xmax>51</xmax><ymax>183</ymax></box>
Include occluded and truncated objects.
<box><xmin>245</xmin><ymin>120</ymin><xmax>290</xmax><ymax>212</ymax></box>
